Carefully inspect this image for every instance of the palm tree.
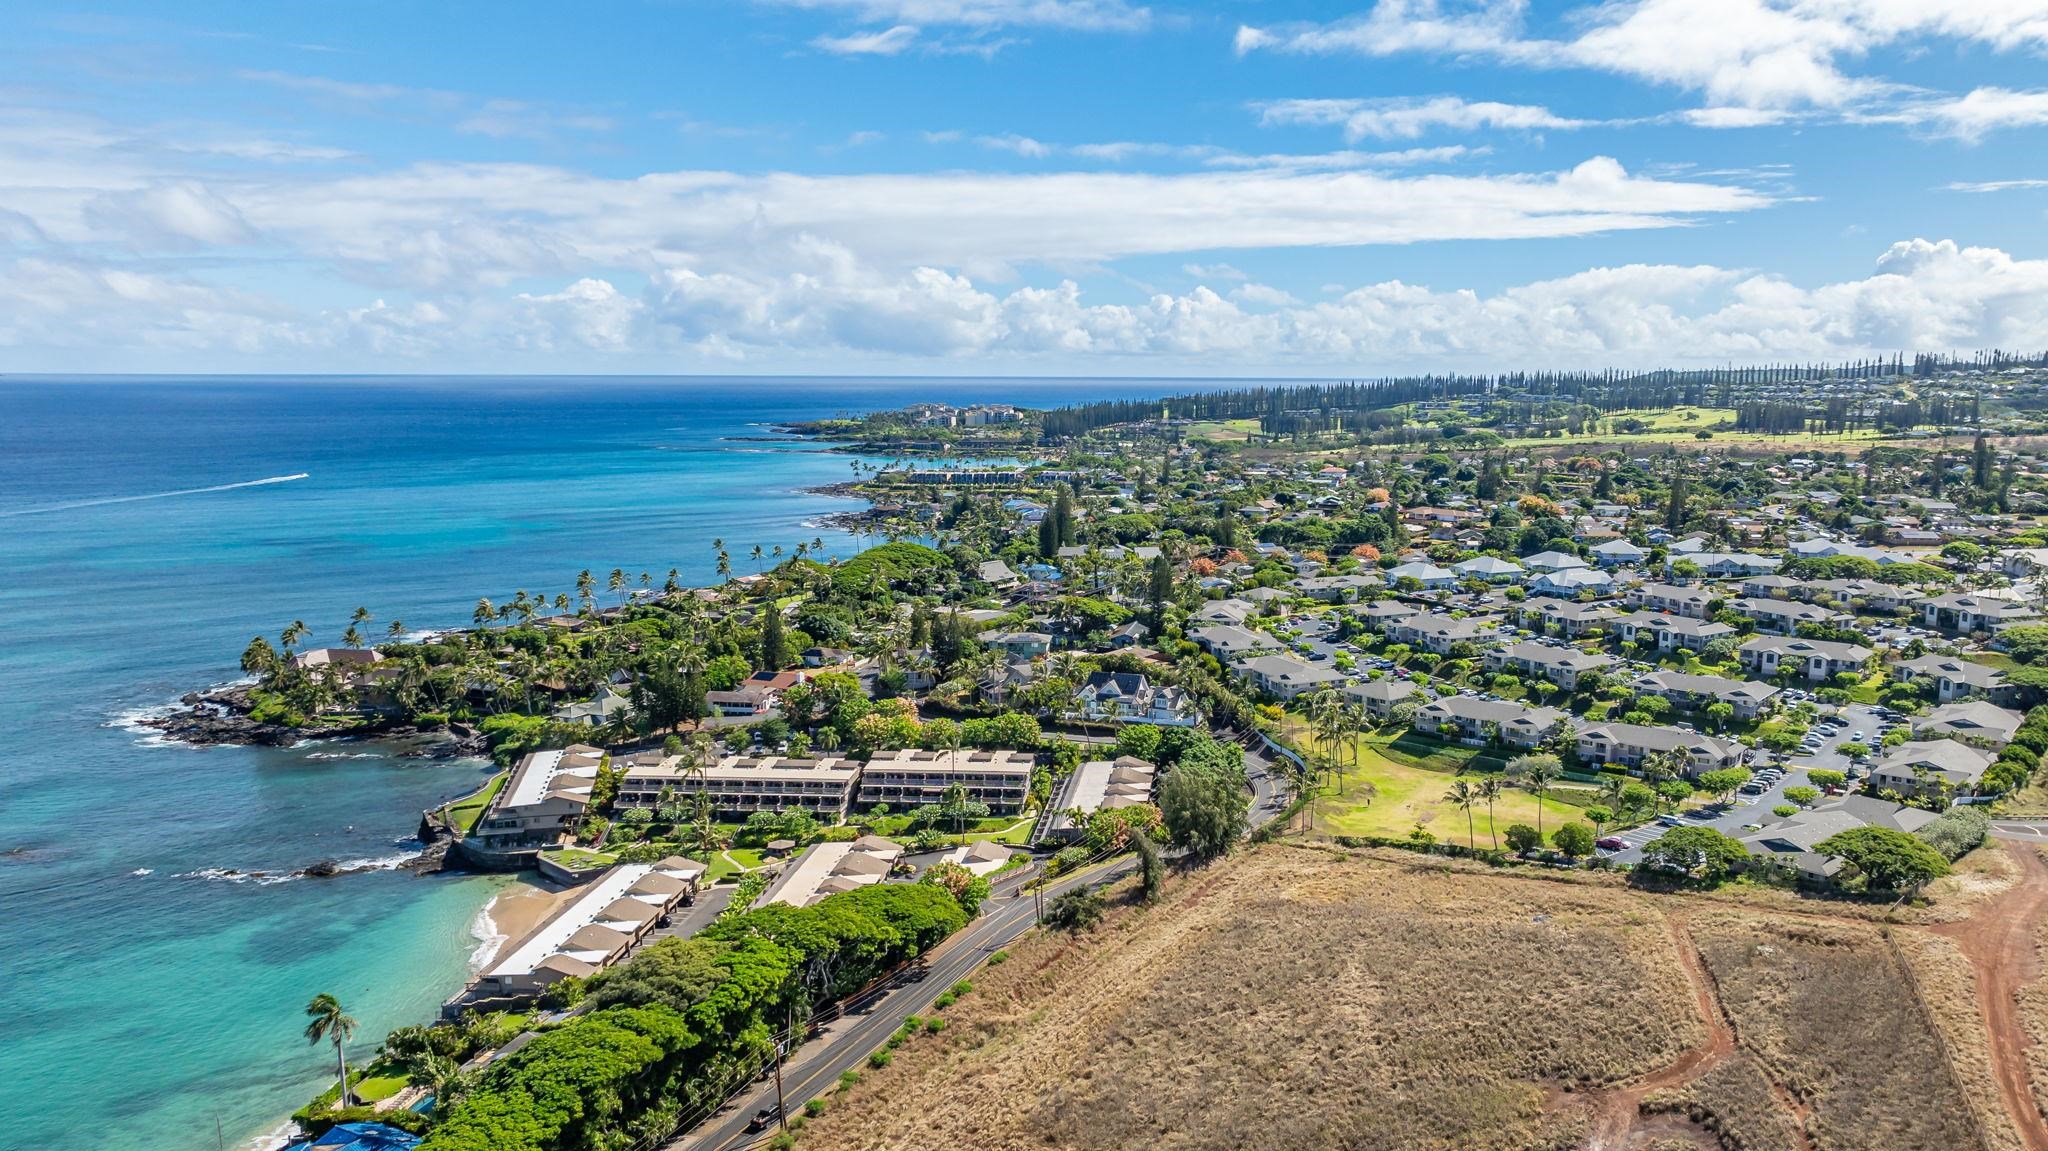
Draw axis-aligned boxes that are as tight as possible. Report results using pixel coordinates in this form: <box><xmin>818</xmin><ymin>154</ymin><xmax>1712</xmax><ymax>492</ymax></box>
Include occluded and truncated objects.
<box><xmin>303</xmin><ymin>993</ymin><xmax>358</xmax><ymax>1108</ymax></box>
<box><xmin>1521</xmin><ymin>760</ymin><xmax>1565</xmax><ymax>840</ymax></box>
<box><xmin>1476</xmin><ymin>774</ymin><xmax>1505</xmax><ymax>849</ymax></box>
<box><xmin>281</xmin><ymin>619</ymin><xmax>309</xmax><ymax>655</ymax></box>
<box><xmin>386</xmin><ymin>619</ymin><xmax>406</xmax><ymax>639</ymax></box>
<box><xmin>1445</xmin><ymin>779</ymin><xmax>1480</xmax><ymax>847</ymax></box>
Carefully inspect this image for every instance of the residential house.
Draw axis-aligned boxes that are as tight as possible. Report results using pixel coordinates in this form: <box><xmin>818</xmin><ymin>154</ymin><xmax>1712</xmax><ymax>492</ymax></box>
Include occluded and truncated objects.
<box><xmin>1868</xmin><ymin>740</ymin><xmax>1996</xmax><ymax>797</ymax></box>
<box><xmin>1893</xmin><ymin>655</ymin><xmax>2015</xmax><ymax>704</ymax></box>
<box><xmin>1803</xmin><ymin>578</ymin><xmax>1913</xmax><ymax>613</ymax></box>
<box><xmin>1628</xmin><ymin>670</ymin><xmax>1780</xmax><ymax>720</ymax></box>
<box><xmin>1517</xmin><ymin>599</ymin><xmax>1620</xmax><ymax>638</ymax></box>
<box><xmin>1619</xmin><ymin>613</ymin><xmax>1737</xmax><ymax>653</ymax></box>
<box><xmin>1384</xmin><ymin>614</ymin><xmax>1498</xmax><ymax>655</ymax></box>
<box><xmin>1522</xmin><ymin>550</ymin><xmax>1588</xmax><ymax>574</ymax></box>
<box><xmin>1913</xmin><ymin>700</ymin><xmax>2024</xmax><ymax>748</ymax></box>
<box><xmin>550</xmin><ymin>685</ymin><xmax>631</xmax><ymax>727</ymax></box>
<box><xmin>1344</xmin><ymin>677</ymin><xmax>1419</xmax><ymax>718</ymax></box>
<box><xmin>1738</xmin><ymin>573</ymin><xmax>1803</xmax><ymax>599</ymax></box>
<box><xmin>1356</xmin><ymin>600</ymin><xmax>1421</xmax><ymax>632</ymax></box>
<box><xmin>1292</xmin><ymin>573</ymin><xmax>1381</xmax><ymax>602</ymax></box>
<box><xmin>1738</xmin><ymin>636</ymin><xmax>1874</xmax><ymax>681</ymax></box>
<box><xmin>1680</xmin><ymin>552</ymin><xmax>1783</xmax><ymax>578</ymax></box>
<box><xmin>1453</xmin><ymin>556</ymin><xmax>1526</xmax><ymax>583</ymax></box>
<box><xmin>1385</xmin><ymin>561</ymin><xmax>1457</xmax><ymax>590</ymax></box>
<box><xmin>1589</xmin><ymin>539</ymin><xmax>1647</xmax><ymax>567</ymax></box>
<box><xmin>1627</xmin><ymin>582</ymin><xmax>1715</xmax><ymax>619</ymax></box>
<box><xmin>1728</xmin><ymin>596</ymin><xmax>1848</xmax><ymax>635</ymax></box>
<box><xmin>1232</xmin><ymin>653</ymin><xmax>1349</xmax><ymax>701</ymax></box>
<box><xmin>1530</xmin><ymin>568</ymin><xmax>1615</xmax><ymax>597</ymax></box>
<box><xmin>1740</xmin><ymin>798</ymin><xmax>1937</xmax><ymax>880</ymax></box>
<box><xmin>1576</xmin><ymin>723</ymin><xmax>1743</xmax><ymax>776</ymax></box>
<box><xmin>985</xmin><ymin>631</ymin><xmax>1055</xmax><ymax>659</ymax></box>
<box><xmin>1193</xmin><ymin>598</ymin><xmax>1256</xmax><ymax>626</ymax></box>
<box><xmin>1485</xmin><ymin>641</ymin><xmax>1615</xmax><ymax>692</ymax></box>
<box><xmin>1411</xmin><ymin>696</ymin><xmax>1566</xmax><ymax>748</ymax></box>
<box><xmin>1189</xmin><ymin>623</ymin><xmax>1271</xmax><ymax>661</ymax></box>
<box><xmin>1919</xmin><ymin>592</ymin><xmax>2037</xmax><ymax>634</ymax></box>
<box><xmin>976</xmin><ymin>559</ymin><xmax>1020</xmax><ymax>588</ymax></box>
<box><xmin>1069</xmin><ymin>671</ymin><xmax>1199</xmax><ymax>727</ymax></box>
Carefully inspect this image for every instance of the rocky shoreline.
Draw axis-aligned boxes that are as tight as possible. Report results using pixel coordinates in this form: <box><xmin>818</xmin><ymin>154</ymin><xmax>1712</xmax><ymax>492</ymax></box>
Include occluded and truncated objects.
<box><xmin>142</xmin><ymin>683</ymin><xmax>489</xmax><ymax>757</ymax></box>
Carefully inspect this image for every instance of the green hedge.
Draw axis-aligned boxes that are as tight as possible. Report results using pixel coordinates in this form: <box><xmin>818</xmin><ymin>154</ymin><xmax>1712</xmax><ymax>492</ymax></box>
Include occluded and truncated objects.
<box><xmin>418</xmin><ymin>883</ymin><xmax>969</xmax><ymax>1151</ymax></box>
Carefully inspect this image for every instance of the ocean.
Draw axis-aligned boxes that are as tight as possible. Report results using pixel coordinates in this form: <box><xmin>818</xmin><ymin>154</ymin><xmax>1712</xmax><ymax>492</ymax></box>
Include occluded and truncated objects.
<box><xmin>0</xmin><ymin>375</ymin><xmax>1216</xmax><ymax>1151</ymax></box>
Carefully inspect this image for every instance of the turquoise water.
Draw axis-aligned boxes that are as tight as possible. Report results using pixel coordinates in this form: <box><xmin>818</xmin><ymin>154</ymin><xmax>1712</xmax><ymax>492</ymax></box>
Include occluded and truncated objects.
<box><xmin>0</xmin><ymin>375</ymin><xmax>1204</xmax><ymax>1151</ymax></box>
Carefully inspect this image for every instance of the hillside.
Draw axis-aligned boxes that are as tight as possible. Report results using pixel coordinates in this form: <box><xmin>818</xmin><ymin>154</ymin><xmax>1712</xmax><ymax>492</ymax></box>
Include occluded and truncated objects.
<box><xmin>796</xmin><ymin>843</ymin><xmax>2048</xmax><ymax>1151</ymax></box>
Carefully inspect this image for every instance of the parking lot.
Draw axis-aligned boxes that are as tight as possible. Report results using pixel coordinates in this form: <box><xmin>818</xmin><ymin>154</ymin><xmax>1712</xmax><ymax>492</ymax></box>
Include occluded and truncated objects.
<box><xmin>1602</xmin><ymin>701</ymin><xmax>1893</xmax><ymax>865</ymax></box>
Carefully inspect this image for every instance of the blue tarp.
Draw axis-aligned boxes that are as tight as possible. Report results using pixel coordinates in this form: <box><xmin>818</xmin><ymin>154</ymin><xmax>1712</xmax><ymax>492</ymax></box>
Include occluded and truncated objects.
<box><xmin>286</xmin><ymin>1122</ymin><xmax>421</xmax><ymax>1151</ymax></box>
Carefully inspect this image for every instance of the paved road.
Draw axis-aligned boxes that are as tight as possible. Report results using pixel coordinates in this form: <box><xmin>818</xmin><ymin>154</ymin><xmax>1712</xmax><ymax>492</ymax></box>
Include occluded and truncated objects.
<box><xmin>669</xmin><ymin>733</ymin><xmax>1286</xmax><ymax>1151</ymax></box>
<box><xmin>1993</xmin><ymin>820</ymin><xmax>2048</xmax><ymax>841</ymax></box>
<box><xmin>1603</xmin><ymin>702</ymin><xmax>1887</xmax><ymax>866</ymax></box>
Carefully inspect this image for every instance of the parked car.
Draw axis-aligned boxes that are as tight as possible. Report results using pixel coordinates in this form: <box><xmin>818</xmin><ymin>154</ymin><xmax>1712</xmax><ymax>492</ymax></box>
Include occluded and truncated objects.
<box><xmin>1596</xmin><ymin>836</ymin><xmax>1627</xmax><ymax>851</ymax></box>
<box><xmin>748</xmin><ymin>1107</ymin><xmax>783</xmax><ymax>1133</ymax></box>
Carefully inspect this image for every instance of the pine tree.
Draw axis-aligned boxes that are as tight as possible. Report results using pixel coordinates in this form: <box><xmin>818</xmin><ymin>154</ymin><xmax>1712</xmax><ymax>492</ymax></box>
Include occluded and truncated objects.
<box><xmin>760</xmin><ymin>604</ymin><xmax>785</xmax><ymax>670</ymax></box>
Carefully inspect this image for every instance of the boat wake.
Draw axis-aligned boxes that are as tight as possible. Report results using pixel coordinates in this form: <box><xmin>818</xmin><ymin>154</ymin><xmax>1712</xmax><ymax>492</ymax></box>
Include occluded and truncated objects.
<box><xmin>0</xmin><ymin>473</ymin><xmax>310</xmax><ymax>518</ymax></box>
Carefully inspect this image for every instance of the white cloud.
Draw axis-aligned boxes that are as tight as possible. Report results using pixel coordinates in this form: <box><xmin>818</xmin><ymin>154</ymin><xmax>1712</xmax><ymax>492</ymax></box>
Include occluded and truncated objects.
<box><xmin>974</xmin><ymin>133</ymin><xmax>1052</xmax><ymax>157</ymax></box>
<box><xmin>1256</xmin><ymin>95</ymin><xmax>1591</xmax><ymax>140</ymax></box>
<box><xmin>812</xmin><ymin>24</ymin><xmax>921</xmax><ymax>54</ymax></box>
<box><xmin>1238</xmin><ymin>0</ymin><xmax>2048</xmax><ymax>116</ymax></box>
<box><xmin>1203</xmin><ymin>145</ymin><xmax>1482</xmax><ymax>171</ymax></box>
<box><xmin>761</xmin><ymin>0</ymin><xmax>1148</xmax><ymax>32</ymax></box>
<box><xmin>1874</xmin><ymin>87</ymin><xmax>2048</xmax><ymax>141</ymax></box>
<box><xmin>455</xmin><ymin>100</ymin><xmax>617</xmax><ymax>140</ymax></box>
<box><xmin>1946</xmin><ymin>178</ymin><xmax>2048</xmax><ymax>193</ymax></box>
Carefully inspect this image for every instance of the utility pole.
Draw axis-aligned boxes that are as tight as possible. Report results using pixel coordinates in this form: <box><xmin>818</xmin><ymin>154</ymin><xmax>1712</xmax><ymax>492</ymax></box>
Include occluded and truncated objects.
<box><xmin>773</xmin><ymin>1009</ymin><xmax>790</xmax><ymax>1132</ymax></box>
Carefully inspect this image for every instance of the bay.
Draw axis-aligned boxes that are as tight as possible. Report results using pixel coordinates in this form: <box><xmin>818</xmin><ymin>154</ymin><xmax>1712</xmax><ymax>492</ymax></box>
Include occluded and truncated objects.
<box><xmin>0</xmin><ymin>375</ymin><xmax>1213</xmax><ymax>1151</ymax></box>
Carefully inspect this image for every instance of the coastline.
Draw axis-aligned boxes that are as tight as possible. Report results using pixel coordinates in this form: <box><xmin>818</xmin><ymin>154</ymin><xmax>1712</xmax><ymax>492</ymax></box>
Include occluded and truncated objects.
<box><xmin>469</xmin><ymin>876</ymin><xmax>581</xmax><ymax>972</ymax></box>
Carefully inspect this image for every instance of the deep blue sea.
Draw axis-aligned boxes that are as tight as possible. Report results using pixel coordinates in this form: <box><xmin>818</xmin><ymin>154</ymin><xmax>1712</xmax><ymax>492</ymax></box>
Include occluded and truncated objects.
<box><xmin>0</xmin><ymin>375</ymin><xmax>1221</xmax><ymax>1151</ymax></box>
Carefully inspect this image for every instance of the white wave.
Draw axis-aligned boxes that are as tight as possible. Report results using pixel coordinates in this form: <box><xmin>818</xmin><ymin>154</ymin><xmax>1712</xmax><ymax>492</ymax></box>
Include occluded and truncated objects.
<box><xmin>245</xmin><ymin>1117</ymin><xmax>300</xmax><ymax>1151</ymax></box>
<box><xmin>469</xmin><ymin>893</ymin><xmax>507</xmax><ymax>971</ymax></box>
<box><xmin>130</xmin><ymin>868</ymin><xmax>153</xmax><ymax>877</ymax></box>
<box><xmin>0</xmin><ymin>473</ymin><xmax>310</xmax><ymax>518</ymax></box>
<box><xmin>304</xmin><ymin>751</ymin><xmax>385</xmax><ymax>761</ymax></box>
<box><xmin>174</xmin><ymin>849</ymin><xmax>417</xmax><ymax>886</ymax></box>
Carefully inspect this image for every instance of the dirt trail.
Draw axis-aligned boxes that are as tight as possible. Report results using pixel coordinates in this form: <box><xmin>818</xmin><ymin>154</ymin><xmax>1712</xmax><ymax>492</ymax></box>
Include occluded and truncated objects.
<box><xmin>1933</xmin><ymin>840</ymin><xmax>2048</xmax><ymax>1151</ymax></box>
<box><xmin>1585</xmin><ymin>915</ymin><xmax>1740</xmax><ymax>1151</ymax></box>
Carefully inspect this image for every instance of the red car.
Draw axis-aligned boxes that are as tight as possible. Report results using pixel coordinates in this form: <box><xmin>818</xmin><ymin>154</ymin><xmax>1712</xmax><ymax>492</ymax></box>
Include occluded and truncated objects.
<box><xmin>1595</xmin><ymin>837</ymin><xmax>1626</xmax><ymax>851</ymax></box>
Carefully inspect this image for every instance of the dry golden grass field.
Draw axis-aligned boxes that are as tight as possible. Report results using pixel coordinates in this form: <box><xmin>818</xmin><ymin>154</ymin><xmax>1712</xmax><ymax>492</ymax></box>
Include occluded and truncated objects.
<box><xmin>796</xmin><ymin>842</ymin><xmax>2048</xmax><ymax>1151</ymax></box>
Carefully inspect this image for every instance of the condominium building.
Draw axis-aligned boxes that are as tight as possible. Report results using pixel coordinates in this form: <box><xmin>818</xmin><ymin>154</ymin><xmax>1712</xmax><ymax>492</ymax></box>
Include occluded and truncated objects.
<box><xmin>856</xmin><ymin>748</ymin><xmax>1036</xmax><ymax>813</ymax></box>
<box><xmin>616</xmin><ymin>754</ymin><xmax>863</xmax><ymax>818</ymax></box>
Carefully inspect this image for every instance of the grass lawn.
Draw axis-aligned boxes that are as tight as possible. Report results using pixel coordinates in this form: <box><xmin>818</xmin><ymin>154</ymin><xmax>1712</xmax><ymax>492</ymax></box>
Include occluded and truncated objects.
<box><xmin>353</xmin><ymin>1074</ymin><xmax>409</xmax><ymax>1103</ymax></box>
<box><xmin>702</xmin><ymin>853</ymin><xmax>744</xmax><ymax>883</ymax></box>
<box><xmin>541</xmin><ymin>847</ymin><xmax>616</xmax><ymax>870</ymax></box>
<box><xmin>1311</xmin><ymin>743</ymin><xmax>1588</xmax><ymax>846</ymax></box>
<box><xmin>1187</xmin><ymin>417</ymin><xmax>1259</xmax><ymax>442</ymax></box>
<box><xmin>727</xmin><ymin>848</ymin><xmax>767</xmax><ymax>870</ymax></box>
<box><xmin>445</xmin><ymin>771</ymin><xmax>506</xmax><ymax>835</ymax></box>
<box><xmin>1846</xmin><ymin>671</ymin><xmax>1888</xmax><ymax>704</ymax></box>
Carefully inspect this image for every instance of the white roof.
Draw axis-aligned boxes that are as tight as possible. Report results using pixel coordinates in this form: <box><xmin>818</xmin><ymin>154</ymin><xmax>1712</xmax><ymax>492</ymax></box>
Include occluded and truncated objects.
<box><xmin>485</xmin><ymin>864</ymin><xmax>653</xmax><ymax>980</ymax></box>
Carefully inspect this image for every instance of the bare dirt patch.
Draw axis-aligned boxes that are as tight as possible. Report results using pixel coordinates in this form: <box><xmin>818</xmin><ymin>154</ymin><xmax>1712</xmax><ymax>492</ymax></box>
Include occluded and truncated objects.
<box><xmin>802</xmin><ymin>845</ymin><xmax>1701</xmax><ymax>1151</ymax></box>
<box><xmin>1691</xmin><ymin>910</ymin><xmax>1986</xmax><ymax>1151</ymax></box>
<box><xmin>1933</xmin><ymin>841</ymin><xmax>2048</xmax><ymax>1151</ymax></box>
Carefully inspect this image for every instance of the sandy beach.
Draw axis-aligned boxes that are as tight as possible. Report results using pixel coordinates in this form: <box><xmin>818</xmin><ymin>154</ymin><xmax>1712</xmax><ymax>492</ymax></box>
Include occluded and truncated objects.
<box><xmin>470</xmin><ymin>877</ymin><xmax>584</xmax><ymax>970</ymax></box>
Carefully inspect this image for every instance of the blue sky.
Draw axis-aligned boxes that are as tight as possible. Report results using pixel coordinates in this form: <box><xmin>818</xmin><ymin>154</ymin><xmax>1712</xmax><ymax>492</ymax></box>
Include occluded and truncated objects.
<box><xmin>3</xmin><ymin>0</ymin><xmax>2047</xmax><ymax>374</ymax></box>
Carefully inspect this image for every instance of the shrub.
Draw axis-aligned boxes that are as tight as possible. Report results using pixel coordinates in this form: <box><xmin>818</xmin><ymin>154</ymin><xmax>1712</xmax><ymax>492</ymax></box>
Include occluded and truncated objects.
<box><xmin>868</xmin><ymin>1049</ymin><xmax>893</xmax><ymax>1069</ymax></box>
<box><xmin>1043</xmin><ymin>887</ymin><xmax>1106</xmax><ymax>932</ymax></box>
<box><xmin>805</xmin><ymin>1099</ymin><xmax>828</xmax><ymax>1118</ymax></box>
<box><xmin>1914</xmin><ymin>806</ymin><xmax>1990</xmax><ymax>860</ymax></box>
